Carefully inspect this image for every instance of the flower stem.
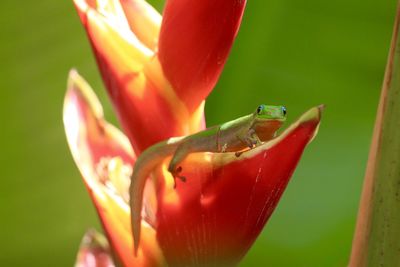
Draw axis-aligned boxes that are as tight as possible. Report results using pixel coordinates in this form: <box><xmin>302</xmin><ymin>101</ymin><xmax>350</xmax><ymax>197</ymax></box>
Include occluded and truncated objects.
<box><xmin>349</xmin><ymin>2</ymin><xmax>400</xmax><ymax>266</ymax></box>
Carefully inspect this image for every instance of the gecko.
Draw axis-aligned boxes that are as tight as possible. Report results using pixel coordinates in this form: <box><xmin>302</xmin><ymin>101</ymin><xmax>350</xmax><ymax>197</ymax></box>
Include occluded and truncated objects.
<box><xmin>129</xmin><ymin>104</ymin><xmax>287</xmax><ymax>255</ymax></box>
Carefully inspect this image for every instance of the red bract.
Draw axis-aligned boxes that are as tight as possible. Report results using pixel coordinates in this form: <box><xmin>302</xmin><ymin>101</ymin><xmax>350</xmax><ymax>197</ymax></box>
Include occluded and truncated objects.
<box><xmin>153</xmin><ymin>106</ymin><xmax>322</xmax><ymax>266</ymax></box>
<box><xmin>65</xmin><ymin>0</ymin><xmax>322</xmax><ymax>266</ymax></box>
<box><xmin>159</xmin><ymin>0</ymin><xmax>246</xmax><ymax>112</ymax></box>
<box><xmin>64</xmin><ymin>71</ymin><xmax>166</xmax><ymax>266</ymax></box>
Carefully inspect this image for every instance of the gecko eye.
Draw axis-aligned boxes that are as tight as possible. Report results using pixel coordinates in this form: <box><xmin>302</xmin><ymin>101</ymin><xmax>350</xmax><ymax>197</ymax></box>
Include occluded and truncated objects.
<box><xmin>282</xmin><ymin>106</ymin><xmax>287</xmax><ymax>116</ymax></box>
<box><xmin>256</xmin><ymin>105</ymin><xmax>264</xmax><ymax>114</ymax></box>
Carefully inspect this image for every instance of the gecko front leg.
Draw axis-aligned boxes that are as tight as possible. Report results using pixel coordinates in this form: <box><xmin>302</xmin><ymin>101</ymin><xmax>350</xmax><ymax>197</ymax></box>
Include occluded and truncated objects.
<box><xmin>235</xmin><ymin>128</ymin><xmax>262</xmax><ymax>157</ymax></box>
<box><xmin>168</xmin><ymin>144</ymin><xmax>189</xmax><ymax>188</ymax></box>
<box><xmin>249</xmin><ymin>129</ymin><xmax>262</xmax><ymax>146</ymax></box>
<box><xmin>170</xmin><ymin>166</ymin><xmax>186</xmax><ymax>188</ymax></box>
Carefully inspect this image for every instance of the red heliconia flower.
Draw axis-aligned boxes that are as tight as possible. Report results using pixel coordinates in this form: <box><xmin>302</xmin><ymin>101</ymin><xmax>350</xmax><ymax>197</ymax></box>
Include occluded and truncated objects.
<box><xmin>64</xmin><ymin>71</ymin><xmax>322</xmax><ymax>266</ymax></box>
<box><xmin>65</xmin><ymin>0</ymin><xmax>323</xmax><ymax>266</ymax></box>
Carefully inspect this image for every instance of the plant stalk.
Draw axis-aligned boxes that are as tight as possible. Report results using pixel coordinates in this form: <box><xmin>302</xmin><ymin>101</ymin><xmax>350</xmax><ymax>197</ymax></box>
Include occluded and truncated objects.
<box><xmin>349</xmin><ymin>2</ymin><xmax>400</xmax><ymax>266</ymax></box>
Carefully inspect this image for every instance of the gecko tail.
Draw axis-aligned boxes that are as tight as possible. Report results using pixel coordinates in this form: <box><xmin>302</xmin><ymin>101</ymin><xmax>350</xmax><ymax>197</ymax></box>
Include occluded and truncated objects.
<box><xmin>130</xmin><ymin>174</ymin><xmax>143</xmax><ymax>257</ymax></box>
<box><xmin>130</xmin><ymin>152</ymin><xmax>165</xmax><ymax>257</ymax></box>
<box><xmin>131</xmin><ymin>209</ymin><xmax>141</xmax><ymax>256</ymax></box>
<box><xmin>129</xmin><ymin>160</ymin><xmax>145</xmax><ymax>257</ymax></box>
<box><xmin>128</xmin><ymin>141</ymin><xmax>178</xmax><ymax>257</ymax></box>
<box><xmin>133</xmin><ymin>224</ymin><xmax>140</xmax><ymax>256</ymax></box>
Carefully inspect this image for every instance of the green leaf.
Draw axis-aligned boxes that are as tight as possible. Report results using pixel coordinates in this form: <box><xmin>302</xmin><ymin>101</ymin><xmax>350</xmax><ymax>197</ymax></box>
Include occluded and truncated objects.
<box><xmin>350</xmin><ymin>3</ymin><xmax>400</xmax><ymax>266</ymax></box>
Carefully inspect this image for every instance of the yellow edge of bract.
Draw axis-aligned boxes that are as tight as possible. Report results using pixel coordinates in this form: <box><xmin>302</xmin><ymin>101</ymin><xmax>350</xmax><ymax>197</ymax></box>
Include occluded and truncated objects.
<box><xmin>96</xmin><ymin>177</ymin><xmax>165</xmax><ymax>266</ymax></box>
<box><xmin>144</xmin><ymin>58</ymin><xmax>201</xmax><ymax>132</ymax></box>
<box><xmin>188</xmin><ymin>100</ymin><xmax>206</xmax><ymax>131</ymax></box>
<box><xmin>78</xmin><ymin>229</ymin><xmax>110</xmax><ymax>251</ymax></box>
<box><xmin>120</xmin><ymin>0</ymin><xmax>161</xmax><ymax>51</ymax></box>
<box><xmin>75</xmin><ymin>229</ymin><xmax>114</xmax><ymax>267</ymax></box>
<box><xmin>67</xmin><ymin>69</ymin><xmax>104</xmax><ymax>118</ymax></box>
<box><xmin>126</xmin><ymin>0</ymin><xmax>162</xmax><ymax>26</ymax></box>
<box><xmin>98</xmin><ymin>0</ymin><xmax>154</xmax><ymax>55</ymax></box>
<box><xmin>87</xmin><ymin>10</ymin><xmax>150</xmax><ymax>69</ymax></box>
<box><xmin>65</xmin><ymin>69</ymin><xmax>134</xmax><ymax>159</ymax></box>
<box><xmin>74</xmin><ymin>0</ymin><xmax>90</xmax><ymax>13</ymax></box>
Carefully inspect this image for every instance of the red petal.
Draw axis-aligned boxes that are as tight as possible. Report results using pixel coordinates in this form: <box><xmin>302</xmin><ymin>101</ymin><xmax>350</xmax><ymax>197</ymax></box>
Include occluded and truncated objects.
<box><xmin>154</xmin><ymin>106</ymin><xmax>322</xmax><ymax>266</ymax></box>
<box><xmin>75</xmin><ymin>230</ymin><xmax>115</xmax><ymax>267</ymax></box>
<box><xmin>159</xmin><ymin>0</ymin><xmax>247</xmax><ymax>112</ymax></box>
<box><xmin>73</xmin><ymin>0</ymin><xmax>205</xmax><ymax>153</ymax></box>
<box><xmin>64</xmin><ymin>70</ymin><xmax>166</xmax><ymax>267</ymax></box>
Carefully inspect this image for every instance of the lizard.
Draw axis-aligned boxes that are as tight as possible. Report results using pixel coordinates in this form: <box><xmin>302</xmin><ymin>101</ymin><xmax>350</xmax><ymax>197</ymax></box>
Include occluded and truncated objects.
<box><xmin>129</xmin><ymin>104</ymin><xmax>287</xmax><ymax>255</ymax></box>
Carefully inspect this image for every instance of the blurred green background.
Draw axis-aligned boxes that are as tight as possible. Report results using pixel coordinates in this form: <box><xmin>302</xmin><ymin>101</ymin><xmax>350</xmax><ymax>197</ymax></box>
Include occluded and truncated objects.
<box><xmin>1</xmin><ymin>0</ymin><xmax>397</xmax><ymax>266</ymax></box>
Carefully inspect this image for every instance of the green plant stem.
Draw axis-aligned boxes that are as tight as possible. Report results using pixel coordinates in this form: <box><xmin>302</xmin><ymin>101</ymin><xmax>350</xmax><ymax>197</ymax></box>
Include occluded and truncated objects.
<box><xmin>349</xmin><ymin>2</ymin><xmax>400</xmax><ymax>266</ymax></box>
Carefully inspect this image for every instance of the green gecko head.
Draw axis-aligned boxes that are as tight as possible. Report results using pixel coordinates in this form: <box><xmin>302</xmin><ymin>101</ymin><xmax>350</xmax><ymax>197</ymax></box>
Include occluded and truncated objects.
<box><xmin>253</xmin><ymin>104</ymin><xmax>287</xmax><ymax>141</ymax></box>
<box><xmin>255</xmin><ymin>104</ymin><xmax>287</xmax><ymax>121</ymax></box>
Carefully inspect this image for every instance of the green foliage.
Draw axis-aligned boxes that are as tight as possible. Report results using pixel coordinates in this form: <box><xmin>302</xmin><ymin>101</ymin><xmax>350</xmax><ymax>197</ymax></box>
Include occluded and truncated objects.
<box><xmin>0</xmin><ymin>0</ymin><xmax>397</xmax><ymax>266</ymax></box>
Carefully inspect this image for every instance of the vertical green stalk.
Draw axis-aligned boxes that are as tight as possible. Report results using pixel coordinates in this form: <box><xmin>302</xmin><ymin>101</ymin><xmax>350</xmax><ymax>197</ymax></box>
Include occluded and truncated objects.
<box><xmin>349</xmin><ymin>2</ymin><xmax>400</xmax><ymax>266</ymax></box>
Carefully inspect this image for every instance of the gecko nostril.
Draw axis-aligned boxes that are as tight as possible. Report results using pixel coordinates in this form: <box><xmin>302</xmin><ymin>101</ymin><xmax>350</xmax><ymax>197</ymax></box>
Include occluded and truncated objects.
<box><xmin>282</xmin><ymin>106</ymin><xmax>287</xmax><ymax>116</ymax></box>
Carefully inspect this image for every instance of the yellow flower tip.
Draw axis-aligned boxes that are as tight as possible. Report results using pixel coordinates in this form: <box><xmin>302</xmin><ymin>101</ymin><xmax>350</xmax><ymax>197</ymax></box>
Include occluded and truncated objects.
<box><xmin>316</xmin><ymin>104</ymin><xmax>325</xmax><ymax>120</ymax></box>
<box><xmin>66</xmin><ymin>69</ymin><xmax>104</xmax><ymax>120</ymax></box>
<box><xmin>67</xmin><ymin>68</ymin><xmax>82</xmax><ymax>89</ymax></box>
<box><xmin>80</xmin><ymin>228</ymin><xmax>109</xmax><ymax>250</ymax></box>
<box><xmin>73</xmin><ymin>0</ymin><xmax>89</xmax><ymax>11</ymax></box>
<box><xmin>69</xmin><ymin>67</ymin><xmax>78</xmax><ymax>77</ymax></box>
<box><xmin>75</xmin><ymin>229</ymin><xmax>115</xmax><ymax>267</ymax></box>
<box><xmin>73</xmin><ymin>0</ymin><xmax>93</xmax><ymax>24</ymax></box>
<box><xmin>298</xmin><ymin>104</ymin><xmax>324</xmax><ymax>123</ymax></box>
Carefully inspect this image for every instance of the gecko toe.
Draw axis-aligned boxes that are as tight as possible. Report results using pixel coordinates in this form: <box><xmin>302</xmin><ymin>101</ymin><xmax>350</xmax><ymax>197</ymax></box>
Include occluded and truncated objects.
<box><xmin>172</xmin><ymin>175</ymin><xmax>186</xmax><ymax>189</ymax></box>
<box><xmin>171</xmin><ymin>167</ymin><xmax>186</xmax><ymax>189</ymax></box>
